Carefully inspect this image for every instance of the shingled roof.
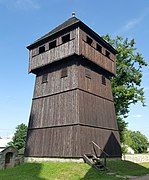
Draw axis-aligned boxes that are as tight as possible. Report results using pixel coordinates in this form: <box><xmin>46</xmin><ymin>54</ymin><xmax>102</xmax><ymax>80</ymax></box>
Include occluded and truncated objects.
<box><xmin>27</xmin><ymin>17</ymin><xmax>80</xmax><ymax>49</ymax></box>
<box><xmin>27</xmin><ymin>16</ymin><xmax>117</xmax><ymax>54</ymax></box>
<box><xmin>35</xmin><ymin>17</ymin><xmax>79</xmax><ymax>43</ymax></box>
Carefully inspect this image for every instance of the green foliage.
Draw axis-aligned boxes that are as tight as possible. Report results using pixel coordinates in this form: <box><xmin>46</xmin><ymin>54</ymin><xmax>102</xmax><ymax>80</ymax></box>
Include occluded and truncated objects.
<box><xmin>121</xmin><ymin>145</ymin><xmax>127</xmax><ymax>154</ymax></box>
<box><xmin>117</xmin><ymin>116</ymin><xmax>127</xmax><ymax>142</ymax></box>
<box><xmin>130</xmin><ymin>131</ymin><xmax>148</xmax><ymax>153</ymax></box>
<box><xmin>123</xmin><ymin>129</ymin><xmax>133</xmax><ymax>147</ymax></box>
<box><xmin>102</xmin><ymin>35</ymin><xmax>147</xmax><ymax>141</ymax></box>
<box><xmin>123</xmin><ymin>129</ymin><xmax>148</xmax><ymax>153</ymax></box>
<box><xmin>8</xmin><ymin>123</ymin><xmax>27</xmax><ymax>150</ymax></box>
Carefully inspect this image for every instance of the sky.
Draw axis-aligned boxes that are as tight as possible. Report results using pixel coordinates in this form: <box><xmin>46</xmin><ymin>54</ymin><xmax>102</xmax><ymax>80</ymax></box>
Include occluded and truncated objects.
<box><xmin>0</xmin><ymin>0</ymin><xmax>148</xmax><ymax>139</ymax></box>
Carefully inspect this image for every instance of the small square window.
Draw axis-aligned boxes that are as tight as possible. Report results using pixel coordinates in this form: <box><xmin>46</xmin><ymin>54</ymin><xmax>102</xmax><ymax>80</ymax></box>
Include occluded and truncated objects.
<box><xmin>85</xmin><ymin>68</ymin><xmax>91</xmax><ymax>79</ymax></box>
<box><xmin>102</xmin><ymin>75</ymin><xmax>106</xmax><ymax>85</ymax></box>
<box><xmin>85</xmin><ymin>76</ymin><xmax>91</xmax><ymax>91</ymax></box>
<box><xmin>39</xmin><ymin>46</ymin><xmax>45</xmax><ymax>54</ymax></box>
<box><xmin>86</xmin><ymin>36</ymin><xmax>93</xmax><ymax>46</ymax></box>
<box><xmin>96</xmin><ymin>43</ymin><xmax>102</xmax><ymax>53</ymax></box>
<box><xmin>105</xmin><ymin>50</ymin><xmax>110</xmax><ymax>58</ymax></box>
<box><xmin>42</xmin><ymin>74</ymin><xmax>48</xmax><ymax>83</ymax></box>
<box><xmin>61</xmin><ymin>68</ymin><xmax>68</xmax><ymax>78</ymax></box>
<box><xmin>49</xmin><ymin>40</ymin><xmax>56</xmax><ymax>50</ymax></box>
<box><xmin>62</xmin><ymin>34</ymin><xmax>70</xmax><ymax>44</ymax></box>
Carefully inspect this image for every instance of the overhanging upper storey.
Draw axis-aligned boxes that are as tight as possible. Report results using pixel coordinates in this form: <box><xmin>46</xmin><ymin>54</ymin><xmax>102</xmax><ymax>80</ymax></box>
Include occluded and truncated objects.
<box><xmin>27</xmin><ymin>17</ymin><xmax>117</xmax><ymax>76</ymax></box>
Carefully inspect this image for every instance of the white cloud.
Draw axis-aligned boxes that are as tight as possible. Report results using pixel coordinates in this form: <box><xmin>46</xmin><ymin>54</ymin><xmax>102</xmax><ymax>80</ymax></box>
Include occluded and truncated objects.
<box><xmin>0</xmin><ymin>0</ymin><xmax>40</xmax><ymax>10</ymax></box>
<box><xmin>124</xmin><ymin>17</ymin><xmax>143</xmax><ymax>31</ymax></box>
<box><xmin>115</xmin><ymin>8</ymin><xmax>149</xmax><ymax>34</ymax></box>
<box><xmin>131</xmin><ymin>114</ymin><xmax>142</xmax><ymax>118</ymax></box>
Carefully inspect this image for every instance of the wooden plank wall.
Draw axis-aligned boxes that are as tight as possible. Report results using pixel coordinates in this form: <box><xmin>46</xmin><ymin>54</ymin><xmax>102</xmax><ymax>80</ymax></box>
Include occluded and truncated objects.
<box><xmin>29</xmin><ymin>60</ymin><xmax>79</xmax><ymax>129</ymax></box>
<box><xmin>79</xmin><ymin>126</ymin><xmax>121</xmax><ymax>157</ymax></box>
<box><xmin>29</xmin><ymin>28</ymin><xmax>79</xmax><ymax>72</ymax></box>
<box><xmin>79</xmin><ymin>29</ymin><xmax>116</xmax><ymax>75</ymax></box>
<box><xmin>78</xmin><ymin>62</ymin><xmax>113</xmax><ymax>101</ymax></box>
<box><xmin>78</xmin><ymin>90</ymin><xmax>117</xmax><ymax>130</ymax></box>
<box><xmin>77</xmin><ymin>62</ymin><xmax>117</xmax><ymax>130</ymax></box>
<box><xmin>33</xmin><ymin>60</ymin><xmax>78</xmax><ymax>98</ymax></box>
<box><xmin>29</xmin><ymin>90</ymin><xmax>79</xmax><ymax>129</ymax></box>
<box><xmin>25</xmin><ymin>125</ymin><xmax>80</xmax><ymax>157</ymax></box>
<box><xmin>26</xmin><ymin>59</ymin><xmax>120</xmax><ymax>157</ymax></box>
<box><xmin>25</xmin><ymin>125</ymin><xmax>121</xmax><ymax>157</ymax></box>
<box><xmin>29</xmin><ymin>27</ymin><xmax>116</xmax><ymax>76</ymax></box>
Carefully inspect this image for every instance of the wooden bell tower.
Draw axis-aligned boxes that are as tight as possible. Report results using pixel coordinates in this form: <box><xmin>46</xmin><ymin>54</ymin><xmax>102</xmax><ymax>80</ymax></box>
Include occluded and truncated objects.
<box><xmin>25</xmin><ymin>16</ymin><xmax>121</xmax><ymax>159</ymax></box>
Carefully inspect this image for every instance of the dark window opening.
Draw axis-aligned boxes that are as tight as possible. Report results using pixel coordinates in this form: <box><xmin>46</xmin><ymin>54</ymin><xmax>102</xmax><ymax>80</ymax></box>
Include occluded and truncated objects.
<box><xmin>61</xmin><ymin>68</ymin><xmax>68</xmax><ymax>78</ymax></box>
<box><xmin>62</xmin><ymin>34</ymin><xmax>70</xmax><ymax>44</ymax></box>
<box><xmin>5</xmin><ymin>152</ymin><xmax>13</xmax><ymax>164</ymax></box>
<box><xmin>86</xmin><ymin>36</ymin><xmax>93</xmax><ymax>46</ymax></box>
<box><xmin>105</xmin><ymin>50</ymin><xmax>110</xmax><ymax>58</ymax></box>
<box><xmin>39</xmin><ymin>46</ymin><xmax>45</xmax><ymax>54</ymax></box>
<box><xmin>102</xmin><ymin>75</ymin><xmax>106</xmax><ymax>85</ymax></box>
<box><xmin>96</xmin><ymin>43</ymin><xmax>102</xmax><ymax>53</ymax></box>
<box><xmin>49</xmin><ymin>40</ymin><xmax>56</xmax><ymax>50</ymax></box>
<box><xmin>85</xmin><ymin>68</ymin><xmax>91</xmax><ymax>79</ymax></box>
<box><xmin>42</xmin><ymin>74</ymin><xmax>48</xmax><ymax>83</ymax></box>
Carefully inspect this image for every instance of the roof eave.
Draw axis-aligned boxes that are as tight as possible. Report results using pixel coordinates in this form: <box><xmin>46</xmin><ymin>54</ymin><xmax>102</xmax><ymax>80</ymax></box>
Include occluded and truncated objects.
<box><xmin>78</xmin><ymin>21</ymin><xmax>117</xmax><ymax>54</ymax></box>
<box><xmin>27</xmin><ymin>20</ymin><xmax>80</xmax><ymax>50</ymax></box>
<box><xmin>27</xmin><ymin>18</ymin><xmax>117</xmax><ymax>54</ymax></box>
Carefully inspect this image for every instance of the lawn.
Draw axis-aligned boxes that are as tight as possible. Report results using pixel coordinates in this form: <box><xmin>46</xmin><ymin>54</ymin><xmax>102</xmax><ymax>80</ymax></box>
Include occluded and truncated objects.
<box><xmin>0</xmin><ymin>160</ymin><xmax>148</xmax><ymax>180</ymax></box>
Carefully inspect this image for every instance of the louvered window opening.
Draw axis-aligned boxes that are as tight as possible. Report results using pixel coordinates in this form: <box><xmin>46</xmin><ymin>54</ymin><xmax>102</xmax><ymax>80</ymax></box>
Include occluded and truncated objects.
<box><xmin>61</xmin><ymin>68</ymin><xmax>68</xmax><ymax>78</ymax></box>
<box><xmin>42</xmin><ymin>74</ymin><xmax>48</xmax><ymax>83</ymax></box>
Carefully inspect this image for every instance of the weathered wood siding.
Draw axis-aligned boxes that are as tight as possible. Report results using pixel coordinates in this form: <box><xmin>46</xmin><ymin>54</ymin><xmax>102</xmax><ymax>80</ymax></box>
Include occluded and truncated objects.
<box><xmin>28</xmin><ymin>28</ymin><xmax>115</xmax><ymax>76</ymax></box>
<box><xmin>77</xmin><ymin>62</ymin><xmax>117</xmax><ymax>130</ymax></box>
<box><xmin>29</xmin><ymin>29</ymin><xmax>79</xmax><ymax>72</ymax></box>
<box><xmin>78</xmin><ymin>90</ymin><xmax>117</xmax><ymax>129</ymax></box>
<box><xmin>29</xmin><ymin>60</ymin><xmax>79</xmax><ymax>129</ymax></box>
<box><xmin>79</xmin><ymin>126</ymin><xmax>121</xmax><ymax>157</ymax></box>
<box><xmin>25</xmin><ymin>125</ymin><xmax>80</xmax><ymax>157</ymax></box>
<box><xmin>78</xmin><ymin>62</ymin><xmax>113</xmax><ymax>101</ymax></box>
<box><xmin>33</xmin><ymin>60</ymin><xmax>78</xmax><ymax>98</ymax></box>
<box><xmin>25</xmin><ymin>59</ymin><xmax>121</xmax><ymax>157</ymax></box>
<box><xmin>29</xmin><ymin>90</ymin><xmax>79</xmax><ymax>129</ymax></box>
<box><xmin>25</xmin><ymin>125</ymin><xmax>121</xmax><ymax>157</ymax></box>
<box><xmin>79</xmin><ymin>29</ymin><xmax>116</xmax><ymax>75</ymax></box>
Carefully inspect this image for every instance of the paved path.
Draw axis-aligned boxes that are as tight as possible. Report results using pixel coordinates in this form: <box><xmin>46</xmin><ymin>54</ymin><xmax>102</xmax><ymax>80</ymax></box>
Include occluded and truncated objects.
<box><xmin>131</xmin><ymin>175</ymin><xmax>149</xmax><ymax>180</ymax></box>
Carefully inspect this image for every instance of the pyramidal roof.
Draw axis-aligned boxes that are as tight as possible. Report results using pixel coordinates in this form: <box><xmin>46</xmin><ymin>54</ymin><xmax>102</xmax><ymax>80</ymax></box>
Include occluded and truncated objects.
<box><xmin>27</xmin><ymin>17</ymin><xmax>80</xmax><ymax>49</ymax></box>
<box><xmin>35</xmin><ymin>17</ymin><xmax>80</xmax><ymax>43</ymax></box>
<box><xmin>27</xmin><ymin>17</ymin><xmax>117</xmax><ymax>53</ymax></box>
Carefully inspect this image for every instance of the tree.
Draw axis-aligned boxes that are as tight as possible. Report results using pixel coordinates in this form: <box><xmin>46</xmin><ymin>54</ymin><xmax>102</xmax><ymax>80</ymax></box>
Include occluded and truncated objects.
<box><xmin>123</xmin><ymin>129</ymin><xmax>133</xmax><ymax>147</ymax></box>
<box><xmin>8</xmin><ymin>123</ymin><xmax>27</xmax><ymax>150</ymax></box>
<box><xmin>130</xmin><ymin>131</ymin><xmax>148</xmax><ymax>153</ymax></box>
<box><xmin>102</xmin><ymin>35</ymin><xmax>147</xmax><ymax>142</ymax></box>
<box><xmin>123</xmin><ymin>129</ymin><xmax>148</xmax><ymax>153</ymax></box>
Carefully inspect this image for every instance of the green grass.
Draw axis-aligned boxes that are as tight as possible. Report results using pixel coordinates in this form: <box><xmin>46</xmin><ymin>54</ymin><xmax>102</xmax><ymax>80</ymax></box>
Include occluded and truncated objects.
<box><xmin>0</xmin><ymin>160</ymin><xmax>148</xmax><ymax>180</ymax></box>
<box><xmin>107</xmin><ymin>160</ymin><xmax>149</xmax><ymax>176</ymax></box>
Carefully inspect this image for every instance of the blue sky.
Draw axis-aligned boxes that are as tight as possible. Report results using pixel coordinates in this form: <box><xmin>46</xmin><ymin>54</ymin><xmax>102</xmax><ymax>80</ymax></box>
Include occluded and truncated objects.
<box><xmin>0</xmin><ymin>0</ymin><xmax>148</xmax><ymax>139</ymax></box>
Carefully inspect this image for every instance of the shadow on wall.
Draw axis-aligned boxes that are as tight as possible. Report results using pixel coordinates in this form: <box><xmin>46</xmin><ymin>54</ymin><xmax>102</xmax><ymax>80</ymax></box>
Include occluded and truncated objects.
<box><xmin>92</xmin><ymin>132</ymin><xmax>122</xmax><ymax>158</ymax></box>
<box><xmin>101</xmin><ymin>132</ymin><xmax>122</xmax><ymax>157</ymax></box>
